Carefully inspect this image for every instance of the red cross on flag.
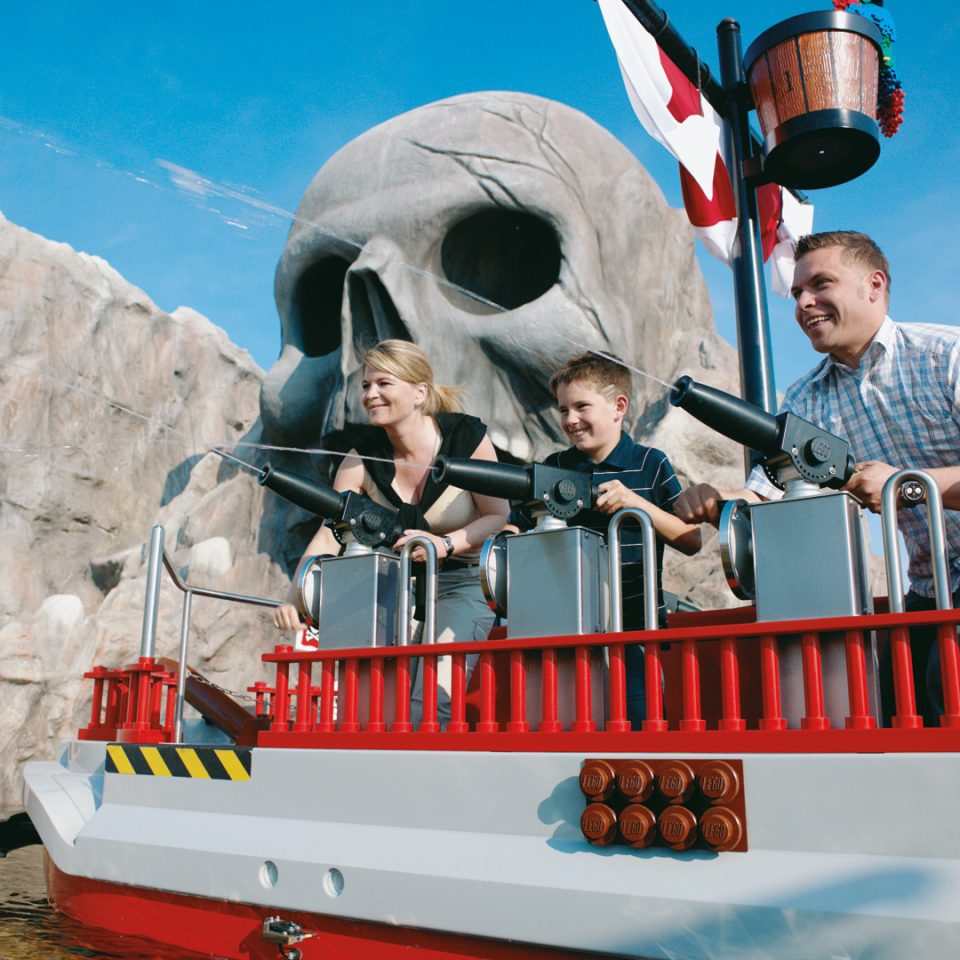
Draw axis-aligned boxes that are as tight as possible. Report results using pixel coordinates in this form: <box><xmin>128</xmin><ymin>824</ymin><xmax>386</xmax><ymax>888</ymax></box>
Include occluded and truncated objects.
<box><xmin>597</xmin><ymin>0</ymin><xmax>813</xmax><ymax>296</ymax></box>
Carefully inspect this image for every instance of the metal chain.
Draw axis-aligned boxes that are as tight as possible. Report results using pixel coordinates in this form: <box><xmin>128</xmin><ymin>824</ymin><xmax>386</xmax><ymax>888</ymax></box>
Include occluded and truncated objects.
<box><xmin>190</xmin><ymin>672</ymin><xmax>259</xmax><ymax>704</ymax></box>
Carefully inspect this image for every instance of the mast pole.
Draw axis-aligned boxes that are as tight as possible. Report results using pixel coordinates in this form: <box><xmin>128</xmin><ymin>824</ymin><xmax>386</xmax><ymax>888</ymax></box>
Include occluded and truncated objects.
<box><xmin>616</xmin><ymin>1</ymin><xmax>781</xmax><ymax>418</ymax></box>
<box><xmin>717</xmin><ymin>18</ymin><xmax>777</xmax><ymax>417</ymax></box>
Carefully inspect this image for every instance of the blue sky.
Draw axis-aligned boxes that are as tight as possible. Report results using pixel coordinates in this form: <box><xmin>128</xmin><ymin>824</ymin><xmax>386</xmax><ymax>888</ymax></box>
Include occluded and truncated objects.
<box><xmin>1</xmin><ymin>1</ymin><xmax>957</xmax><ymax>394</ymax></box>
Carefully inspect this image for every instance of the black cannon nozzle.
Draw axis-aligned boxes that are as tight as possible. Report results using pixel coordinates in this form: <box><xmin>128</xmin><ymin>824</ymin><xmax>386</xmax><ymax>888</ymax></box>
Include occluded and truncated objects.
<box><xmin>672</xmin><ymin>376</ymin><xmax>855</xmax><ymax>489</ymax></box>
<box><xmin>258</xmin><ymin>464</ymin><xmax>346</xmax><ymax>521</ymax></box>
<box><xmin>260</xmin><ymin>464</ymin><xmax>407</xmax><ymax>547</ymax></box>
<box><xmin>433</xmin><ymin>456</ymin><xmax>533</xmax><ymax>501</ymax></box>
<box><xmin>435</xmin><ymin>455</ymin><xmax>596</xmax><ymax>522</ymax></box>
<box><xmin>670</xmin><ymin>376</ymin><xmax>782</xmax><ymax>454</ymax></box>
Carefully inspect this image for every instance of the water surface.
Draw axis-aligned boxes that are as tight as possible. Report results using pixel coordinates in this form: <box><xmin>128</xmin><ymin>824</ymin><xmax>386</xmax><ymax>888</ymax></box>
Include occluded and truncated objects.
<box><xmin>0</xmin><ymin>846</ymin><xmax>204</xmax><ymax>960</ymax></box>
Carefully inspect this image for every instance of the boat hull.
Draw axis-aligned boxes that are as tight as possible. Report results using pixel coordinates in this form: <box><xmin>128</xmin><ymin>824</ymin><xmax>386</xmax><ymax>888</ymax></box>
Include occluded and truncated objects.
<box><xmin>23</xmin><ymin>738</ymin><xmax>960</xmax><ymax>959</ymax></box>
<box><xmin>45</xmin><ymin>855</ymin><xmax>604</xmax><ymax>960</ymax></box>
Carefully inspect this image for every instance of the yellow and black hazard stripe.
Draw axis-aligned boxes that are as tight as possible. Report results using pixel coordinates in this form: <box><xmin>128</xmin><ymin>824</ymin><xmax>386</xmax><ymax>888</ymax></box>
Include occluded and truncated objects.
<box><xmin>105</xmin><ymin>743</ymin><xmax>252</xmax><ymax>781</ymax></box>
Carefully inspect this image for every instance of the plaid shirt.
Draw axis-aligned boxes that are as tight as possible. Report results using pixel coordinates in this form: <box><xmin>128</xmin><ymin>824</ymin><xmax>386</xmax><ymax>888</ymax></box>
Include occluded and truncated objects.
<box><xmin>746</xmin><ymin>317</ymin><xmax>960</xmax><ymax>597</ymax></box>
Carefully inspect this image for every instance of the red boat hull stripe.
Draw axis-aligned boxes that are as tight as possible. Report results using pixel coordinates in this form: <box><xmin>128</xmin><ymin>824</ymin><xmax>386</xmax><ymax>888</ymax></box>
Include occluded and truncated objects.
<box><xmin>46</xmin><ymin>854</ymin><xmax>613</xmax><ymax>960</ymax></box>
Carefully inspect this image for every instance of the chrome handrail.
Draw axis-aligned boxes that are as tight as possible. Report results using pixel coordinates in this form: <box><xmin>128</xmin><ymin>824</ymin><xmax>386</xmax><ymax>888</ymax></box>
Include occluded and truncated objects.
<box><xmin>607</xmin><ymin>508</ymin><xmax>658</xmax><ymax>632</ymax></box>
<box><xmin>139</xmin><ymin>524</ymin><xmax>284</xmax><ymax>742</ymax></box>
<box><xmin>140</xmin><ymin>525</ymin><xmax>166</xmax><ymax>658</ymax></box>
<box><xmin>881</xmin><ymin>470</ymin><xmax>953</xmax><ymax>612</ymax></box>
<box><xmin>397</xmin><ymin>535</ymin><xmax>439</xmax><ymax>647</ymax></box>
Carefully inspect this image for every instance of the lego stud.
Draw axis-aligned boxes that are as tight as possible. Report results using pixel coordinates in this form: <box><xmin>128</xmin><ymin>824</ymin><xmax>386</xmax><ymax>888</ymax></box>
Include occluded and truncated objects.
<box><xmin>656</xmin><ymin>760</ymin><xmax>696</xmax><ymax>803</ymax></box>
<box><xmin>618</xmin><ymin>804</ymin><xmax>657</xmax><ymax>849</ymax></box>
<box><xmin>581</xmin><ymin>802</ymin><xmax>618</xmax><ymax>846</ymax></box>
<box><xmin>615</xmin><ymin>760</ymin><xmax>655</xmax><ymax>803</ymax></box>
<box><xmin>657</xmin><ymin>806</ymin><xmax>698</xmax><ymax>851</ymax></box>
<box><xmin>696</xmin><ymin>760</ymin><xmax>741</xmax><ymax>804</ymax></box>
<box><xmin>699</xmin><ymin>807</ymin><xmax>744</xmax><ymax>852</ymax></box>
<box><xmin>579</xmin><ymin>759</ymin><xmax>617</xmax><ymax>802</ymax></box>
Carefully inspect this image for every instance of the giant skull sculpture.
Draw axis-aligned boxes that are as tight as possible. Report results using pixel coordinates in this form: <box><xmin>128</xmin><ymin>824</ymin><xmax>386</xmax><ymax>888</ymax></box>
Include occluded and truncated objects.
<box><xmin>261</xmin><ymin>91</ymin><xmax>716</xmax><ymax>460</ymax></box>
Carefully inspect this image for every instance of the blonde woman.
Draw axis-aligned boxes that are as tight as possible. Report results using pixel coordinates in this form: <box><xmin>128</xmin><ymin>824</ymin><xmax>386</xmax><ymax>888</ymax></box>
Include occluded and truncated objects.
<box><xmin>273</xmin><ymin>340</ymin><xmax>508</xmax><ymax>724</ymax></box>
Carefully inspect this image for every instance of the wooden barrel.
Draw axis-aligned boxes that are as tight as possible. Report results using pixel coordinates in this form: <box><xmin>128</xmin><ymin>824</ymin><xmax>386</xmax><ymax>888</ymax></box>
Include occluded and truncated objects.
<box><xmin>744</xmin><ymin>12</ymin><xmax>883</xmax><ymax>188</ymax></box>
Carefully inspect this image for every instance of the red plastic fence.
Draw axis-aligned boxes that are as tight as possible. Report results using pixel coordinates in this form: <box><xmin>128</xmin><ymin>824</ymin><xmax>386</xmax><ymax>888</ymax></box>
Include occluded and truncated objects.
<box><xmin>79</xmin><ymin>659</ymin><xmax>176</xmax><ymax>743</ymax></box>
<box><xmin>78</xmin><ymin>605</ymin><xmax>960</xmax><ymax>751</ymax></box>
<box><xmin>254</xmin><ymin>605</ymin><xmax>960</xmax><ymax>751</ymax></box>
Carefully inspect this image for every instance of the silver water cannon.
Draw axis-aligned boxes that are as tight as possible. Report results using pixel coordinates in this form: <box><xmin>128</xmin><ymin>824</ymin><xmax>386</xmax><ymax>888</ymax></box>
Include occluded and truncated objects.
<box><xmin>670</xmin><ymin>376</ymin><xmax>880</xmax><ymax>728</ymax></box>
<box><xmin>434</xmin><ymin>456</ymin><xmax>606</xmax><ymax>640</ymax></box>
<box><xmin>669</xmin><ymin>376</ymin><xmax>872</xmax><ymax>622</ymax></box>
<box><xmin>258</xmin><ymin>464</ymin><xmax>405</xmax><ymax>648</ymax></box>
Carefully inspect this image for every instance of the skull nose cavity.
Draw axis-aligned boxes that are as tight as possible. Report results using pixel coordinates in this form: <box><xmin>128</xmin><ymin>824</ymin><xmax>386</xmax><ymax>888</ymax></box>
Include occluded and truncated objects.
<box><xmin>347</xmin><ymin>268</ymin><xmax>410</xmax><ymax>346</ymax></box>
<box><xmin>440</xmin><ymin>209</ymin><xmax>561</xmax><ymax>312</ymax></box>
<box><xmin>292</xmin><ymin>256</ymin><xmax>353</xmax><ymax>358</ymax></box>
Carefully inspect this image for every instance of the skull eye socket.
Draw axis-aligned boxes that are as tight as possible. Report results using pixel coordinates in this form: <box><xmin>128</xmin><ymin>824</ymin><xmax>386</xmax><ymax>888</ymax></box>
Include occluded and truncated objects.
<box><xmin>440</xmin><ymin>210</ymin><xmax>561</xmax><ymax>311</ymax></box>
<box><xmin>292</xmin><ymin>256</ymin><xmax>353</xmax><ymax>357</ymax></box>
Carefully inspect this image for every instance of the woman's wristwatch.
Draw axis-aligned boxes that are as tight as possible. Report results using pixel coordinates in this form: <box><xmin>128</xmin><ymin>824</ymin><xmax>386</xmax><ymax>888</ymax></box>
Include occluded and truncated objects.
<box><xmin>440</xmin><ymin>535</ymin><xmax>455</xmax><ymax>558</ymax></box>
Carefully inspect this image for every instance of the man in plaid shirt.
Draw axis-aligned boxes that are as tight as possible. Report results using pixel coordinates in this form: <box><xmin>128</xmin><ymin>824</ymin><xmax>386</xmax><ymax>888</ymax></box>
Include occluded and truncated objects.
<box><xmin>676</xmin><ymin>231</ymin><xmax>960</xmax><ymax>725</ymax></box>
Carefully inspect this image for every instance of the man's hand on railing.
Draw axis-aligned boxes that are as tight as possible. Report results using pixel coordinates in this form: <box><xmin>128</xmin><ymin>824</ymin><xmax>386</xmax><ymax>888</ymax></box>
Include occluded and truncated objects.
<box><xmin>273</xmin><ymin>602</ymin><xmax>306</xmax><ymax>632</ymax></box>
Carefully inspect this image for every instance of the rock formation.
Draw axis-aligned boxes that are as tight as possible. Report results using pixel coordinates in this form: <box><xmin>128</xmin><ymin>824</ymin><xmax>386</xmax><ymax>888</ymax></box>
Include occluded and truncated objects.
<box><xmin>0</xmin><ymin>211</ymin><xmax>290</xmax><ymax>815</ymax></box>
<box><xmin>0</xmin><ymin>92</ymin><xmax>748</xmax><ymax>816</ymax></box>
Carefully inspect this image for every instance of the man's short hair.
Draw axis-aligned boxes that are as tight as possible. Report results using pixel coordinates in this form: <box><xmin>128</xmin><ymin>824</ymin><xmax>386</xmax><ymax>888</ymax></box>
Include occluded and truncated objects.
<box><xmin>794</xmin><ymin>230</ymin><xmax>891</xmax><ymax>293</ymax></box>
<box><xmin>549</xmin><ymin>352</ymin><xmax>632</xmax><ymax>402</ymax></box>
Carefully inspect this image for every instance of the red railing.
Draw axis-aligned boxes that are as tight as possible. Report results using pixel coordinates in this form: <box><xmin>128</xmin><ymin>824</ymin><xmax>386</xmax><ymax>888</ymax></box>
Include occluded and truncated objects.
<box><xmin>254</xmin><ymin>603</ymin><xmax>960</xmax><ymax>753</ymax></box>
<box><xmin>78</xmin><ymin>604</ymin><xmax>960</xmax><ymax>752</ymax></box>
<box><xmin>79</xmin><ymin>659</ymin><xmax>177</xmax><ymax>743</ymax></box>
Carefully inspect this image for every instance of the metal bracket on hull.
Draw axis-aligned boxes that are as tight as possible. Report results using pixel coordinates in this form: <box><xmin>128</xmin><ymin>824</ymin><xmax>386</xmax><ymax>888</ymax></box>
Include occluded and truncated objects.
<box><xmin>262</xmin><ymin>916</ymin><xmax>316</xmax><ymax>960</ymax></box>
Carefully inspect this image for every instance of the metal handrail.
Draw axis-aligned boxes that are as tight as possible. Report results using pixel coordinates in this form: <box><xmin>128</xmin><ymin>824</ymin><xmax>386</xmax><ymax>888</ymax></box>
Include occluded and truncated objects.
<box><xmin>139</xmin><ymin>526</ymin><xmax>165</xmax><ymax>658</ymax></box>
<box><xmin>139</xmin><ymin>524</ymin><xmax>284</xmax><ymax>742</ymax></box>
<box><xmin>159</xmin><ymin>551</ymin><xmax>285</xmax><ymax>608</ymax></box>
<box><xmin>607</xmin><ymin>508</ymin><xmax>658</xmax><ymax>632</ymax></box>
<box><xmin>397</xmin><ymin>535</ymin><xmax>439</xmax><ymax>647</ymax></box>
<box><xmin>881</xmin><ymin>470</ymin><xmax>953</xmax><ymax>612</ymax></box>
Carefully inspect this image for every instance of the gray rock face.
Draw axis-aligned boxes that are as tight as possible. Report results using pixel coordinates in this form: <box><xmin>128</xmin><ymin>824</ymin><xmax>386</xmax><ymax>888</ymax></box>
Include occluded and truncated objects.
<box><xmin>263</xmin><ymin>92</ymin><xmax>741</xmax><ymax>470</ymax></box>
<box><xmin>0</xmin><ymin>211</ymin><xmax>289</xmax><ymax>815</ymax></box>
<box><xmin>0</xmin><ymin>92</ymin><xmax>749</xmax><ymax>816</ymax></box>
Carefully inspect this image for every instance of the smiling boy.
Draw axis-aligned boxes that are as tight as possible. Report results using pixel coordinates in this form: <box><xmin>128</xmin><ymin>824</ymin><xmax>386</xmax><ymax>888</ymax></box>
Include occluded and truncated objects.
<box><xmin>511</xmin><ymin>352</ymin><xmax>700</xmax><ymax>726</ymax></box>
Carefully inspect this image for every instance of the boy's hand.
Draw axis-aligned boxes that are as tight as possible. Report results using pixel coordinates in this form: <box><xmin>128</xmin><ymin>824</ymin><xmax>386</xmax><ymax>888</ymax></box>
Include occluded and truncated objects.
<box><xmin>594</xmin><ymin>479</ymin><xmax>645</xmax><ymax>515</ymax></box>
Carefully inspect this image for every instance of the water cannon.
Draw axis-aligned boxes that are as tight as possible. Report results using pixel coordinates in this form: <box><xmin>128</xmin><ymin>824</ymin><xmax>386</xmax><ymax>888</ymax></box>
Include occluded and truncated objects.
<box><xmin>258</xmin><ymin>464</ymin><xmax>405</xmax><ymax>549</ymax></box>
<box><xmin>668</xmin><ymin>376</ymin><xmax>871</xmax><ymax>624</ymax></box>
<box><xmin>433</xmin><ymin>455</ymin><xmax>608</xmax><ymax>641</ymax></box>
<box><xmin>433</xmin><ymin>456</ymin><xmax>598</xmax><ymax>523</ymax></box>
<box><xmin>670</xmin><ymin>376</ymin><xmax>856</xmax><ymax>492</ymax></box>
<box><xmin>258</xmin><ymin>464</ymin><xmax>405</xmax><ymax>650</ymax></box>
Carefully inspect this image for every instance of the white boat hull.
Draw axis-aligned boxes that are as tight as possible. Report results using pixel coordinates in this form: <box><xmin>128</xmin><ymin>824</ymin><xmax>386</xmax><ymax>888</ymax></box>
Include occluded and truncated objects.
<box><xmin>24</xmin><ymin>738</ymin><xmax>960</xmax><ymax>959</ymax></box>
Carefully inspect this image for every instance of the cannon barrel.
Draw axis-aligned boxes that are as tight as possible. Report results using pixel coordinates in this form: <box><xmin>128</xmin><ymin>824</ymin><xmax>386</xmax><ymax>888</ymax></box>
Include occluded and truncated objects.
<box><xmin>259</xmin><ymin>464</ymin><xmax>408</xmax><ymax>547</ymax></box>
<box><xmin>258</xmin><ymin>464</ymin><xmax>346</xmax><ymax>520</ymax></box>
<box><xmin>671</xmin><ymin>376</ymin><xmax>856</xmax><ymax>488</ymax></box>
<box><xmin>435</xmin><ymin>456</ymin><xmax>597</xmax><ymax>522</ymax></box>
<box><xmin>670</xmin><ymin>376</ymin><xmax>782</xmax><ymax>453</ymax></box>
<box><xmin>433</xmin><ymin>456</ymin><xmax>533</xmax><ymax>501</ymax></box>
